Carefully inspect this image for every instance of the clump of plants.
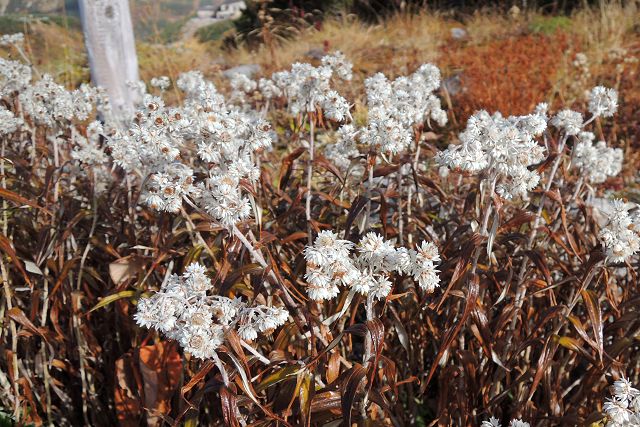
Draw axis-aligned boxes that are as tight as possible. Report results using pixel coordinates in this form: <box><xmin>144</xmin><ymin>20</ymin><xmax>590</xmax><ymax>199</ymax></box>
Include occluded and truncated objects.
<box><xmin>0</xmin><ymin>33</ymin><xmax>638</xmax><ymax>426</ymax></box>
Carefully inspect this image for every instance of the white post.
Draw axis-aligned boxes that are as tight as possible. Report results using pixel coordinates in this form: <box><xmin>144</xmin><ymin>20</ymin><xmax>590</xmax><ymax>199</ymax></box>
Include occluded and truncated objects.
<box><xmin>78</xmin><ymin>0</ymin><xmax>140</xmax><ymax>122</ymax></box>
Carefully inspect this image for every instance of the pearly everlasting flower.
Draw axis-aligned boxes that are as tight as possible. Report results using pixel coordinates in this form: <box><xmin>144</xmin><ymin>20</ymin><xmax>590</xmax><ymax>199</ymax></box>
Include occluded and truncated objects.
<box><xmin>71</xmin><ymin>134</ymin><xmax>106</xmax><ymax>167</ymax></box>
<box><xmin>177</xmin><ymin>70</ymin><xmax>222</xmax><ymax>106</ymax></box>
<box><xmin>0</xmin><ymin>106</ymin><xmax>22</xmax><ymax>135</ymax></box>
<box><xmin>414</xmin><ymin>63</ymin><xmax>442</xmax><ymax>93</ymax></box>
<box><xmin>365</xmin><ymin>73</ymin><xmax>393</xmax><ymax>106</ymax></box>
<box><xmin>270</xmin><ymin>60</ymin><xmax>350</xmax><ymax>121</ymax></box>
<box><xmin>107</xmin><ymin>72</ymin><xmax>271</xmax><ymax>227</ymax></box>
<box><xmin>19</xmin><ymin>74</ymin><xmax>75</xmax><ymax>126</ymax></box>
<box><xmin>358</xmin><ymin>232</ymin><xmax>400</xmax><ymax>271</ymax></box>
<box><xmin>363</xmin><ymin>63</ymin><xmax>447</xmax><ymax>141</ymax></box>
<box><xmin>551</xmin><ymin>109</ymin><xmax>583</xmax><ymax>135</ymax></box>
<box><xmin>304</xmin><ymin>230</ymin><xmax>355</xmax><ymax>300</ymax></box>
<box><xmin>198</xmin><ymin>173</ymin><xmax>252</xmax><ymax>226</ymax></box>
<box><xmin>573</xmin><ymin>138</ymin><xmax>623</xmax><ymax>183</ymax></box>
<box><xmin>150</xmin><ymin>76</ymin><xmax>171</xmax><ymax>91</ymax></box>
<box><xmin>304</xmin><ymin>231</ymin><xmax>440</xmax><ymax>301</ymax></box>
<box><xmin>135</xmin><ymin>262</ymin><xmax>288</xmax><ymax>359</ymax></box>
<box><xmin>481</xmin><ymin>417</ymin><xmax>501</xmax><ymax>427</ymax></box>
<box><xmin>612</xmin><ymin>378</ymin><xmax>640</xmax><ymax>402</ymax></box>
<box><xmin>72</xmin><ymin>83</ymin><xmax>104</xmax><ymax>121</ymax></box>
<box><xmin>598</xmin><ymin>199</ymin><xmax>640</xmax><ymax>263</ymax></box>
<box><xmin>360</xmin><ymin>109</ymin><xmax>413</xmax><ymax>155</ymax></box>
<box><xmin>258</xmin><ymin>78</ymin><xmax>281</xmax><ymax>100</ymax></box>
<box><xmin>603</xmin><ymin>378</ymin><xmax>640</xmax><ymax>426</ymax></box>
<box><xmin>0</xmin><ymin>58</ymin><xmax>32</xmax><ymax>96</ymax></box>
<box><xmin>325</xmin><ymin>124</ymin><xmax>360</xmax><ymax>171</ymax></box>
<box><xmin>236</xmin><ymin>305</ymin><xmax>289</xmax><ymax>341</ymax></box>
<box><xmin>229</xmin><ymin>73</ymin><xmax>257</xmax><ymax>103</ymax></box>
<box><xmin>0</xmin><ymin>33</ymin><xmax>24</xmax><ymax>47</ymax></box>
<box><xmin>108</xmin><ymin>95</ymin><xmax>186</xmax><ymax>170</ymax></box>
<box><xmin>412</xmin><ymin>241</ymin><xmax>441</xmax><ymax>293</ymax></box>
<box><xmin>321</xmin><ymin>51</ymin><xmax>353</xmax><ymax>81</ymax></box>
<box><xmin>588</xmin><ymin>86</ymin><xmax>618</xmax><ymax>118</ymax></box>
<box><xmin>481</xmin><ymin>419</ymin><xmax>530</xmax><ymax>427</ymax></box>
<box><xmin>436</xmin><ymin>106</ymin><xmax>547</xmax><ymax>200</ymax></box>
<box><xmin>323</xmin><ymin>89</ymin><xmax>350</xmax><ymax>121</ymax></box>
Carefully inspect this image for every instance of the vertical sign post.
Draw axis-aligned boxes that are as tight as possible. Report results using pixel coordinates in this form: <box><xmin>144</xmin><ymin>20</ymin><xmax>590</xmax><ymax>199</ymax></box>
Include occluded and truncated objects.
<box><xmin>78</xmin><ymin>0</ymin><xmax>140</xmax><ymax>123</ymax></box>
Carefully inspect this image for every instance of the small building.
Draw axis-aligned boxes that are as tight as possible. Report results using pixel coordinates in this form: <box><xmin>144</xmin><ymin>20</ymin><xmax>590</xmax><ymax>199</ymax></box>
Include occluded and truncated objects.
<box><xmin>215</xmin><ymin>0</ymin><xmax>246</xmax><ymax>20</ymax></box>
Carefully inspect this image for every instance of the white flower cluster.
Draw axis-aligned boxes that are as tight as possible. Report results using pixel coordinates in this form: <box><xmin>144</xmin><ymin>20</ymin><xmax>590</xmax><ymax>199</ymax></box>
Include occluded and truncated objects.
<box><xmin>176</xmin><ymin>70</ymin><xmax>221</xmax><ymax>104</ymax></box>
<box><xmin>134</xmin><ymin>262</ymin><xmax>288</xmax><ymax>359</ymax></box>
<box><xmin>0</xmin><ymin>106</ymin><xmax>23</xmax><ymax>135</ymax></box>
<box><xmin>551</xmin><ymin>109</ymin><xmax>583</xmax><ymax>135</ymax></box>
<box><xmin>0</xmin><ymin>32</ymin><xmax>24</xmax><ymax>46</ymax></box>
<box><xmin>69</xmin><ymin>121</ymin><xmax>113</xmax><ymax>192</ymax></box>
<box><xmin>0</xmin><ymin>58</ymin><xmax>32</xmax><ymax>97</ymax></box>
<box><xmin>482</xmin><ymin>417</ymin><xmax>529</xmax><ymax>427</ymax></box>
<box><xmin>19</xmin><ymin>75</ymin><xmax>75</xmax><ymax>126</ymax></box>
<box><xmin>146</xmin><ymin>163</ymin><xmax>199</xmax><ymax>213</ymax></box>
<box><xmin>320</xmin><ymin>50</ymin><xmax>353</xmax><ymax>81</ymax></box>
<box><xmin>436</xmin><ymin>105</ymin><xmax>548</xmax><ymax>199</ymax></box>
<box><xmin>150</xmin><ymin>76</ymin><xmax>171</xmax><ymax>91</ymax></box>
<box><xmin>258</xmin><ymin>77</ymin><xmax>282</xmax><ymax>100</ymax></box>
<box><xmin>0</xmin><ymin>41</ymin><xmax>115</xmax><ymax>193</ymax></box>
<box><xmin>18</xmin><ymin>76</ymin><xmax>106</xmax><ymax>127</ymax></box>
<box><xmin>107</xmin><ymin>71</ymin><xmax>273</xmax><ymax>226</ymax></box>
<box><xmin>324</xmin><ymin>124</ymin><xmax>360</xmax><ymax>171</ymax></box>
<box><xmin>588</xmin><ymin>86</ymin><xmax>618</xmax><ymax>118</ymax></box>
<box><xmin>598</xmin><ymin>199</ymin><xmax>640</xmax><ymax>263</ymax></box>
<box><xmin>303</xmin><ymin>230</ymin><xmax>440</xmax><ymax>301</ymax></box>
<box><xmin>603</xmin><ymin>378</ymin><xmax>640</xmax><ymax>426</ymax></box>
<box><xmin>572</xmin><ymin>131</ymin><xmax>623</xmax><ymax>183</ymax></box>
<box><xmin>229</xmin><ymin>73</ymin><xmax>257</xmax><ymax>103</ymax></box>
<box><xmin>194</xmin><ymin>109</ymin><xmax>272</xmax><ymax>225</ymax></box>
<box><xmin>71</xmin><ymin>121</ymin><xmax>108</xmax><ymax>166</ymax></box>
<box><xmin>569</xmin><ymin>52</ymin><xmax>591</xmax><ymax>98</ymax></box>
<box><xmin>269</xmin><ymin>53</ymin><xmax>351</xmax><ymax>121</ymax></box>
<box><xmin>361</xmin><ymin>63</ymin><xmax>447</xmax><ymax>154</ymax></box>
<box><xmin>107</xmin><ymin>94</ymin><xmax>190</xmax><ymax>171</ymax></box>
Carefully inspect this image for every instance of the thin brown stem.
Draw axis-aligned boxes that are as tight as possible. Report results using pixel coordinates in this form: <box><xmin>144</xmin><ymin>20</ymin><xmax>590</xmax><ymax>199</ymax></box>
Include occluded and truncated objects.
<box><xmin>306</xmin><ymin>117</ymin><xmax>315</xmax><ymax>245</ymax></box>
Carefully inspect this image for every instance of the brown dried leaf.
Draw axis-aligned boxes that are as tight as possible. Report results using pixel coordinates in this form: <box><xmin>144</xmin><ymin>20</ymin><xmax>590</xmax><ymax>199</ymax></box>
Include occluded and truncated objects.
<box><xmin>115</xmin><ymin>354</ymin><xmax>142</xmax><ymax>427</ymax></box>
<box><xmin>581</xmin><ymin>289</ymin><xmax>604</xmax><ymax>364</ymax></box>
<box><xmin>341</xmin><ymin>364</ymin><xmax>366</xmax><ymax>426</ymax></box>
<box><xmin>138</xmin><ymin>342</ymin><xmax>182</xmax><ymax>425</ymax></box>
<box><xmin>109</xmin><ymin>256</ymin><xmax>144</xmax><ymax>285</ymax></box>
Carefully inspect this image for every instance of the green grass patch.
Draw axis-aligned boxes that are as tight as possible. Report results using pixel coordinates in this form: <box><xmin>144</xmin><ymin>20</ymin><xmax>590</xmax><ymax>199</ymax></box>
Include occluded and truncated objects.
<box><xmin>196</xmin><ymin>20</ymin><xmax>236</xmax><ymax>43</ymax></box>
<box><xmin>529</xmin><ymin>15</ymin><xmax>573</xmax><ymax>34</ymax></box>
<box><xmin>159</xmin><ymin>16</ymin><xmax>193</xmax><ymax>43</ymax></box>
<box><xmin>0</xmin><ymin>15</ymin><xmax>30</xmax><ymax>35</ymax></box>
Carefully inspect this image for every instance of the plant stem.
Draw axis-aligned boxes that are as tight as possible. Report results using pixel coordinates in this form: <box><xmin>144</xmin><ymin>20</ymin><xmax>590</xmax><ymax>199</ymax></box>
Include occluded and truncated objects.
<box><xmin>362</xmin><ymin>154</ymin><xmax>375</xmax><ymax>233</ymax></box>
<box><xmin>510</xmin><ymin>136</ymin><xmax>567</xmax><ymax>331</ymax></box>
<box><xmin>305</xmin><ymin>117</ymin><xmax>315</xmax><ymax>245</ymax></box>
<box><xmin>397</xmin><ymin>170</ymin><xmax>404</xmax><ymax>245</ymax></box>
<box><xmin>360</xmin><ymin>295</ymin><xmax>375</xmax><ymax>418</ymax></box>
<box><xmin>0</xmin><ymin>140</ymin><xmax>20</xmax><ymax>421</ymax></box>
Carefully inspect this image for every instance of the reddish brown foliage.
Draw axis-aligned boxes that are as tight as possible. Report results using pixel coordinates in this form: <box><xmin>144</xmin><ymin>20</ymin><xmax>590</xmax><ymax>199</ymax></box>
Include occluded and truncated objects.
<box><xmin>441</xmin><ymin>33</ymin><xmax>575</xmax><ymax>119</ymax></box>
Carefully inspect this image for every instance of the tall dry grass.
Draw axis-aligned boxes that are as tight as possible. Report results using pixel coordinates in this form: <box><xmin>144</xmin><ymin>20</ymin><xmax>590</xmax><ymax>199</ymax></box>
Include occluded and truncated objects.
<box><xmin>570</xmin><ymin>0</ymin><xmax>639</xmax><ymax>64</ymax></box>
<box><xmin>225</xmin><ymin>12</ymin><xmax>447</xmax><ymax>76</ymax></box>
